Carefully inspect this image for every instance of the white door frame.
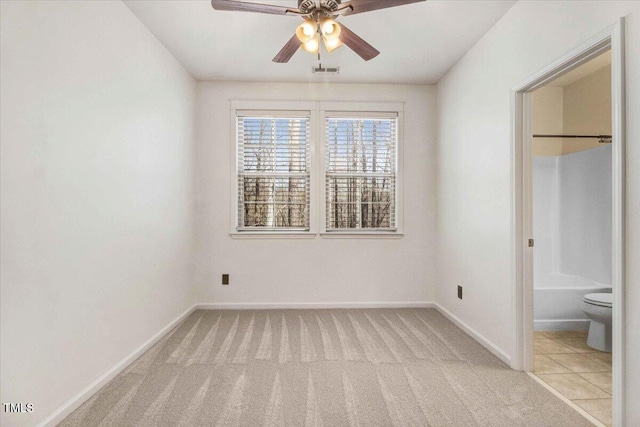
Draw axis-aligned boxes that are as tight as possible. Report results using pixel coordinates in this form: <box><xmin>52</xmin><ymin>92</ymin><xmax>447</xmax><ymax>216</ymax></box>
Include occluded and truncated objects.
<box><xmin>510</xmin><ymin>18</ymin><xmax>626</xmax><ymax>425</ymax></box>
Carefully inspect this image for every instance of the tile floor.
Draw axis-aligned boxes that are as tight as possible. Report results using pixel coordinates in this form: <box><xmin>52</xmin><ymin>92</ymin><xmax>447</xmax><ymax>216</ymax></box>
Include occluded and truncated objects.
<box><xmin>532</xmin><ymin>330</ymin><xmax>612</xmax><ymax>426</ymax></box>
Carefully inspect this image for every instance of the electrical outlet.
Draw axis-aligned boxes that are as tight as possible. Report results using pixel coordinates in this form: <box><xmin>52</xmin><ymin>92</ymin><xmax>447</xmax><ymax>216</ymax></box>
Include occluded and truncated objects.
<box><xmin>222</xmin><ymin>274</ymin><xmax>229</xmax><ymax>285</ymax></box>
<box><xmin>458</xmin><ymin>285</ymin><xmax>463</xmax><ymax>300</ymax></box>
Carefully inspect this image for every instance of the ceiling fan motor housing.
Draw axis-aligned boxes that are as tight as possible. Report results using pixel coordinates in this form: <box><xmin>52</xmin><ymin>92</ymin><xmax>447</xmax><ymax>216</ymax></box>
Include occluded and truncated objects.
<box><xmin>298</xmin><ymin>0</ymin><xmax>341</xmax><ymax>16</ymax></box>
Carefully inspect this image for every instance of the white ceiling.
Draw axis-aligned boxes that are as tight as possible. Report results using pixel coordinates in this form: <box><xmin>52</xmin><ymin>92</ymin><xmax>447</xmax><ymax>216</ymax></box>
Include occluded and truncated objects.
<box><xmin>124</xmin><ymin>0</ymin><xmax>516</xmax><ymax>84</ymax></box>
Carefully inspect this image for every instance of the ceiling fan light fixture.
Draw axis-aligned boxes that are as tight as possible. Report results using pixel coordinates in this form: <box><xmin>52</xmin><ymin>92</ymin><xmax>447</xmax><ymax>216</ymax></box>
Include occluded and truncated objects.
<box><xmin>320</xmin><ymin>19</ymin><xmax>341</xmax><ymax>40</ymax></box>
<box><xmin>302</xmin><ymin>34</ymin><xmax>320</xmax><ymax>54</ymax></box>
<box><xmin>323</xmin><ymin>36</ymin><xmax>343</xmax><ymax>52</ymax></box>
<box><xmin>212</xmin><ymin>0</ymin><xmax>428</xmax><ymax>64</ymax></box>
<box><xmin>296</xmin><ymin>20</ymin><xmax>318</xmax><ymax>43</ymax></box>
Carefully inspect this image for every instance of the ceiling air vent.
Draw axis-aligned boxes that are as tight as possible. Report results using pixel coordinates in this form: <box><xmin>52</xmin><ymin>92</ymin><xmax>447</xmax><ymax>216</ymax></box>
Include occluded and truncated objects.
<box><xmin>312</xmin><ymin>65</ymin><xmax>340</xmax><ymax>74</ymax></box>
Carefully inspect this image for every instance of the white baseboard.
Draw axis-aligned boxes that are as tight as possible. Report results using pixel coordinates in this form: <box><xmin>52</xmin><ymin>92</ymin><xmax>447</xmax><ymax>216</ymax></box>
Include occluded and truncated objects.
<box><xmin>195</xmin><ymin>301</ymin><xmax>435</xmax><ymax>310</ymax></box>
<box><xmin>432</xmin><ymin>303</ymin><xmax>512</xmax><ymax>366</ymax></box>
<box><xmin>534</xmin><ymin>319</ymin><xmax>590</xmax><ymax>331</ymax></box>
<box><xmin>36</xmin><ymin>304</ymin><xmax>198</xmax><ymax>427</ymax></box>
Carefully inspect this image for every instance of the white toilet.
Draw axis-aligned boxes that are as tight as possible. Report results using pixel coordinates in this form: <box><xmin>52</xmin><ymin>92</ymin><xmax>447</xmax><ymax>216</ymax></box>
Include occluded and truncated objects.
<box><xmin>581</xmin><ymin>293</ymin><xmax>612</xmax><ymax>352</ymax></box>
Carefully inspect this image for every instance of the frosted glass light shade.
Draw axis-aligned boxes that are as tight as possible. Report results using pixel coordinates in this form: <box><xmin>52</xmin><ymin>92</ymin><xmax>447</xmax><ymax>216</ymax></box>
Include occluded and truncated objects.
<box><xmin>320</xmin><ymin>19</ymin><xmax>341</xmax><ymax>41</ymax></box>
<box><xmin>323</xmin><ymin>36</ymin><xmax>343</xmax><ymax>52</ymax></box>
<box><xmin>296</xmin><ymin>20</ymin><xmax>318</xmax><ymax>43</ymax></box>
<box><xmin>302</xmin><ymin>34</ymin><xmax>320</xmax><ymax>54</ymax></box>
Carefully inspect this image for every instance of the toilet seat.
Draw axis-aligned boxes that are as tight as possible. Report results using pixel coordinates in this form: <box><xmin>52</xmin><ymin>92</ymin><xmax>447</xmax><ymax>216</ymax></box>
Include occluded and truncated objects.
<box><xmin>583</xmin><ymin>293</ymin><xmax>612</xmax><ymax>308</ymax></box>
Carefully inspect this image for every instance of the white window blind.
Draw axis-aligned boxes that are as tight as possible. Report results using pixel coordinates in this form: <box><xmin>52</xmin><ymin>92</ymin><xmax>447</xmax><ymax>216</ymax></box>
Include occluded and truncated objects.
<box><xmin>237</xmin><ymin>112</ymin><xmax>311</xmax><ymax>231</ymax></box>
<box><xmin>325</xmin><ymin>114</ymin><xmax>397</xmax><ymax>231</ymax></box>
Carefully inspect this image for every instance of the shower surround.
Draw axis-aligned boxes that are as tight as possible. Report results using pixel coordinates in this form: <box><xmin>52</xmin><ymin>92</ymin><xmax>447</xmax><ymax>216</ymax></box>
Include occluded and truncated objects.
<box><xmin>533</xmin><ymin>145</ymin><xmax>612</xmax><ymax>331</ymax></box>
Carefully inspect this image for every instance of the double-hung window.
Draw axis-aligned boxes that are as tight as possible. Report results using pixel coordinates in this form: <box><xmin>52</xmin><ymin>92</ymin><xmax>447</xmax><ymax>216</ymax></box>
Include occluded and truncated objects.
<box><xmin>236</xmin><ymin>110</ymin><xmax>311</xmax><ymax>231</ymax></box>
<box><xmin>232</xmin><ymin>102</ymin><xmax>402</xmax><ymax>237</ymax></box>
<box><xmin>324</xmin><ymin>112</ymin><xmax>398</xmax><ymax>232</ymax></box>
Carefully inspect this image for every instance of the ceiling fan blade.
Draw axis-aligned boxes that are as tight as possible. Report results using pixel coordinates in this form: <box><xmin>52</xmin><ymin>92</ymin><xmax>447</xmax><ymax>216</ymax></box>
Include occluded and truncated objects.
<box><xmin>339</xmin><ymin>0</ymin><xmax>426</xmax><ymax>16</ymax></box>
<box><xmin>338</xmin><ymin>24</ymin><xmax>380</xmax><ymax>61</ymax></box>
<box><xmin>272</xmin><ymin>34</ymin><xmax>301</xmax><ymax>63</ymax></box>
<box><xmin>211</xmin><ymin>0</ymin><xmax>299</xmax><ymax>16</ymax></box>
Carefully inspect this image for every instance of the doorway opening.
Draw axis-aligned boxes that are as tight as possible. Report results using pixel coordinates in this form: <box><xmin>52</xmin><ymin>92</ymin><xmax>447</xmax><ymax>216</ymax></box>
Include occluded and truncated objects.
<box><xmin>511</xmin><ymin>20</ymin><xmax>625</xmax><ymax>427</ymax></box>
<box><xmin>530</xmin><ymin>50</ymin><xmax>613</xmax><ymax>427</ymax></box>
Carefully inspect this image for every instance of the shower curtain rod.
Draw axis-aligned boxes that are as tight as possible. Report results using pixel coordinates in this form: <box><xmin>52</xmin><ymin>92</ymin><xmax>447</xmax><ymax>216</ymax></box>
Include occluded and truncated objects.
<box><xmin>532</xmin><ymin>134</ymin><xmax>612</xmax><ymax>143</ymax></box>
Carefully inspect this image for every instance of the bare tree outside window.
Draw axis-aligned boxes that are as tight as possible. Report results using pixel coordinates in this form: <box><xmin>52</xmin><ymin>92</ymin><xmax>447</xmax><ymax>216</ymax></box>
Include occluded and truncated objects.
<box><xmin>237</xmin><ymin>115</ymin><xmax>310</xmax><ymax>230</ymax></box>
<box><xmin>325</xmin><ymin>116</ymin><xmax>397</xmax><ymax>230</ymax></box>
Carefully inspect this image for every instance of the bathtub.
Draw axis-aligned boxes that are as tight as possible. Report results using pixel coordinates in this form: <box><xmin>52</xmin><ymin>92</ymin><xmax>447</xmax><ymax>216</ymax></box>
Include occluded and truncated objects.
<box><xmin>534</xmin><ymin>273</ymin><xmax>611</xmax><ymax>331</ymax></box>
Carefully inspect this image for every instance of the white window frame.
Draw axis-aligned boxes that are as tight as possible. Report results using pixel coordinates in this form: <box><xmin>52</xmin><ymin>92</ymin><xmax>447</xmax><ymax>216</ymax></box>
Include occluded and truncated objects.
<box><xmin>230</xmin><ymin>100</ymin><xmax>317</xmax><ymax>239</ymax></box>
<box><xmin>229</xmin><ymin>100</ymin><xmax>403</xmax><ymax>239</ymax></box>
<box><xmin>319</xmin><ymin>102</ymin><xmax>404</xmax><ymax>238</ymax></box>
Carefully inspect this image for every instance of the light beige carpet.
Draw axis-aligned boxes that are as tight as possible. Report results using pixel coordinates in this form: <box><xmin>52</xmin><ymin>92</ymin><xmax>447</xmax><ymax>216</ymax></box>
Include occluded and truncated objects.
<box><xmin>60</xmin><ymin>309</ymin><xmax>591</xmax><ymax>426</ymax></box>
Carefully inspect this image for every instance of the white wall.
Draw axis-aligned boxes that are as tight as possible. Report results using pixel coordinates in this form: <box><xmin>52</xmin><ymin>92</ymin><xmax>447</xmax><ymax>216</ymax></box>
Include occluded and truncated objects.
<box><xmin>195</xmin><ymin>82</ymin><xmax>436</xmax><ymax>305</ymax></box>
<box><xmin>435</xmin><ymin>1</ymin><xmax>640</xmax><ymax>423</ymax></box>
<box><xmin>0</xmin><ymin>2</ymin><xmax>196</xmax><ymax>426</ymax></box>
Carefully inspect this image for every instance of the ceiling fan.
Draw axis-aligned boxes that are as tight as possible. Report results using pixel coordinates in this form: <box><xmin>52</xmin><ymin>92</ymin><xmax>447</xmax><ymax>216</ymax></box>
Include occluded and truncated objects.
<box><xmin>211</xmin><ymin>0</ymin><xmax>426</xmax><ymax>63</ymax></box>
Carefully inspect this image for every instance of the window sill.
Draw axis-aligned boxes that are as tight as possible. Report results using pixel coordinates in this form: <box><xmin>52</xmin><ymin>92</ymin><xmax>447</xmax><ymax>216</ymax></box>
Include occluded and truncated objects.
<box><xmin>230</xmin><ymin>232</ymin><xmax>316</xmax><ymax>240</ymax></box>
<box><xmin>229</xmin><ymin>232</ymin><xmax>403</xmax><ymax>240</ymax></box>
<box><xmin>320</xmin><ymin>232</ymin><xmax>404</xmax><ymax>240</ymax></box>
